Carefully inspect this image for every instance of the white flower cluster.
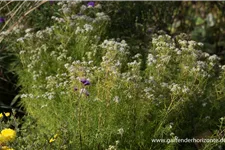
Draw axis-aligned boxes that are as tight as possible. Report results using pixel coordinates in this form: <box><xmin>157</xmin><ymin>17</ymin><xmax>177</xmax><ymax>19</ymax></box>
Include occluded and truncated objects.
<box><xmin>17</xmin><ymin>26</ymin><xmax>56</xmax><ymax>43</ymax></box>
<box><xmin>0</xmin><ymin>25</ymin><xmax>23</xmax><ymax>41</ymax></box>
<box><xmin>84</xmin><ymin>24</ymin><xmax>93</xmax><ymax>32</ymax></box>
<box><xmin>21</xmin><ymin>91</ymin><xmax>57</xmax><ymax>100</ymax></box>
<box><xmin>149</xmin><ymin>34</ymin><xmax>222</xmax><ymax>81</ymax></box>
<box><xmin>51</xmin><ymin>16</ymin><xmax>65</xmax><ymax>23</ymax></box>
<box><xmin>207</xmin><ymin>54</ymin><xmax>220</xmax><ymax>67</ymax></box>
<box><xmin>57</xmin><ymin>0</ymin><xmax>82</xmax><ymax>7</ymax></box>
<box><xmin>106</xmin><ymin>140</ymin><xmax>120</xmax><ymax>150</ymax></box>
<box><xmin>169</xmin><ymin>83</ymin><xmax>190</xmax><ymax>95</ymax></box>
<box><xmin>99</xmin><ymin>39</ymin><xmax>129</xmax><ymax>76</ymax></box>
<box><xmin>100</xmin><ymin>39</ymin><xmax>128</xmax><ymax>53</ymax></box>
<box><xmin>95</xmin><ymin>12</ymin><xmax>110</xmax><ymax>22</ymax></box>
<box><xmin>60</xmin><ymin>1</ymin><xmax>109</xmax><ymax>25</ymax></box>
<box><xmin>127</xmin><ymin>60</ymin><xmax>141</xmax><ymax>71</ymax></box>
<box><xmin>152</xmin><ymin>34</ymin><xmax>172</xmax><ymax>45</ymax></box>
<box><xmin>106</xmin><ymin>145</ymin><xmax>117</xmax><ymax>150</ymax></box>
<box><xmin>59</xmin><ymin>1</ymin><xmax>80</xmax><ymax>7</ymax></box>
<box><xmin>147</xmin><ymin>54</ymin><xmax>156</xmax><ymax>65</ymax></box>
<box><xmin>64</xmin><ymin>60</ymin><xmax>95</xmax><ymax>87</ymax></box>
<box><xmin>75</xmin><ymin>24</ymin><xmax>94</xmax><ymax>34</ymax></box>
<box><xmin>160</xmin><ymin>55</ymin><xmax>171</xmax><ymax>63</ymax></box>
<box><xmin>45</xmin><ymin>73</ymin><xmax>70</xmax><ymax>91</ymax></box>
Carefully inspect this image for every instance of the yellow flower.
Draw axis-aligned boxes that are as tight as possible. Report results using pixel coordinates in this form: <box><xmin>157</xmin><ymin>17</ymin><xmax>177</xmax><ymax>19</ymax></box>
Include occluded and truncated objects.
<box><xmin>1</xmin><ymin>146</ymin><xmax>14</xmax><ymax>150</ymax></box>
<box><xmin>0</xmin><ymin>128</ymin><xmax>16</xmax><ymax>142</ymax></box>
<box><xmin>0</xmin><ymin>112</ymin><xmax>10</xmax><ymax>119</ymax></box>
<box><xmin>0</xmin><ymin>134</ymin><xmax>6</xmax><ymax>143</ymax></box>
<box><xmin>4</xmin><ymin>113</ymin><xmax>10</xmax><ymax>117</ymax></box>
<box><xmin>49</xmin><ymin>138</ymin><xmax>55</xmax><ymax>143</ymax></box>
<box><xmin>53</xmin><ymin>134</ymin><xmax>58</xmax><ymax>139</ymax></box>
<box><xmin>49</xmin><ymin>134</ymin><xmax>58</xmax><ymax>143</ymax></box>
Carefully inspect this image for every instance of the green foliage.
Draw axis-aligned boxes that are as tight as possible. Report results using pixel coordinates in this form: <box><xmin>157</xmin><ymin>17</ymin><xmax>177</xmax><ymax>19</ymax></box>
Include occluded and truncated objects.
<box><xmin>1</xmin><ymin>1</ymin><xmax>225</xmax><ymax>150</ymax></box>
<box><xmin>102</xmin><ymin>2</ymin><xmax>181</xmax><ymax>37</ymax></box>
<box><xmin>7</xmin><ymin>2</ymin><xmax>225</xmax><ymax>149</ymax></box>
<box><xmin>0</xmin><ymin>1</ymin><xmax>61</xmax><ymax>113</ymax></box>
<box><xmin>170</xmin><ymin>2</ymin><xmax>225</xmax><ymax>56</ymax></box>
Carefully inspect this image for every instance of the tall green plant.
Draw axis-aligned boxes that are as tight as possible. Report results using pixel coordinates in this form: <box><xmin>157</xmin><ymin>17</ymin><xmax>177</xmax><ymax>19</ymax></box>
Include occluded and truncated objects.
<box><xmin>2</xmin><ymin>1</ymin><xmax>225</xmax><ymax>150</ymax></box>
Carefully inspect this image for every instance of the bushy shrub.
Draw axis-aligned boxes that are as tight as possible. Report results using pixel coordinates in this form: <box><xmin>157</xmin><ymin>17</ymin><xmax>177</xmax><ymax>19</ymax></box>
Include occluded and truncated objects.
<box><xmin>8</xmin><ymin>1</ymin><xmax>225</xmax><ymax>149</ymax></box>
<box><xmin>1</xmin><ymin>1</ymin><xmax>225</xmax><ymax>150</ymax></box>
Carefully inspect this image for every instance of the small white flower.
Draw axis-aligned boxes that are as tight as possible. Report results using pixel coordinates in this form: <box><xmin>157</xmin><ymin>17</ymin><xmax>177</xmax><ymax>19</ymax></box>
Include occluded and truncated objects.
<box><xmin>63</xmin><ymin>8</ymin><xmax>70</xmax><ymax>14</ymax></box>
<box><xmin>117</xmin><ymin>128</ymin><xmax>124</xmax><ymax>135</ymax></box>
<box><xmin>41</xmin><ymin>104</ymin><xmax>48</xmax><ymax>108</ymax></box>
<box><xmin>147</xmin><ymin>54</ymin><xmax>156</xmax><ymax>65</ymax></box>
<box><xmin>113</xmin><ymin>96</ymin><xmax>120</xmax><ymax>103</ymax></box>
<box><xmin>64</xmin><ymin>63</ymin><xmax>70</xmax><ymax>69</ymax></box>
<box><xmin>17</xmin><ymin>37</ymin><xmax>24</xmax><ymax>43</ymax></box>
<box><xmin>208</xmin><ymin>54</ymin><xmax>219</xmax><ymax>61</ymax></box>
<box><xmin>203</xmin><ymin>52</ymin><xmax>210</xmax><ymax>58</ymax></box>
<box><xmin>170</xmin><ymin>132</ymin><xmax>175</xmax><ymax>137</ymax></box>
<box><xmin>221</xmin><ymin>65</ymin><xmax>225</xmax><ymax>70</ymax></box>
<box><xmin>21</xmin><ymin>94</ymin><xmax>28</xmax><ymax>98</ymax></box>
<box><xmin>107</xmin><ymin>145</ymin><xmax>116</xmax><ymax>150</ymax></box>
<box><xmin>205</xmin><ymin>116</ymin><xmax>210</xmax><ymax>119</ymax></box>
<box><xmin>176</xmin><ymin>50</ymin><xmax>182</xmax><ymax>55</ymax></box>
<box><xmin>80</xmin><ymin>5</ymin><xmax>87</xmax><ymax>12</ymax></box>
<box><xmin>161</xmin><ymin>82</ymin><xmax>168</xmax><ymax>88</ymax></box>
<box><xmin>80</xmin><ymin>88</ymin><xmax>89</xmax><ymax>96</ymax></box>
<box><xmin>48</xmin><ymin>94</ymin><xmax>54</xmax><ymax>100</ymax></box>
<box><xmin>198</xmin><ymin>42</ymin><xmax>204</xmax><ymax>47</ymax></box>
<box><xmin>84</xmin><ymin>24</ymin><xmax>93</xmax><ymax>32</ymax></box>
<box><xmin>95</xmin><ymin>4</ymin><xmax>102</xmax><ymax>9</ymax></box>
<box><xmin>182</xmin><ymin>86</ymin><xmax>190</xmax><ymax>94</ymax></box>
<box><xmin>57</xmin><ymin>2</ymin><xmax>63</xmax><ymax>5</ymax></box>
<box><xmin>25</xmin><ymin>28</ymin><xmax>33</xmax><ymax>33</ymax></box>
<box><xmin>202</xmin><ymin>102</ymin><xmax>207</xmax><ymax>107</ymax></box>
<box><xmin>19</xmin><ymin>50</ymin><xmax>26</xmax><ymax>55</ymax></box>
<box><xmin>170</xmin><ymin>83</ymin><xmax>181</xmax><ymax>93</ymax></box>
<box><xmin>144</xmin><ymin>87</ymin><xmax>152</xmax><ymax>93</ymax></box>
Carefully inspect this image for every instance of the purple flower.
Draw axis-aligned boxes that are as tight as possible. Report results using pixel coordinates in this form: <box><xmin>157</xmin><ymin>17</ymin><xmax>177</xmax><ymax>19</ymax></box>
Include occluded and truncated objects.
<box><xmin>80</xmin><ymin>78</ymin><xmax>90</xmax><ymax>86</ymax></box>
<box><xmin>49</xmin><ymin>1</ymin><xmax>54</xmax><ymax>5</ymax></box>
<box><xmin>147</xmin><ymin>28</ymin><xmax>154</xmax><ymax>34</ymax></box>
<box><xmin>80</xmin><ymin>78</ymin><xmax>87</xmax><ymax>84</ymax></box>
<box><xmin>0</xmin><ymin>17</ymin><xmax>5</xmax><ymax>23</ymax></box>
<box><xmin>84</xmin><ymin>80</ymin><xmax>90</xmax><ymax>86</ymax></box>
<box><xmin>74</xmin><ymin>87</ymin><xmax>78</xmax><ymax>91</ymax></box>
<box><xmin>87</xmin><ymin>1</ymin><xmax>95</xmax><ymax>7</ymax></box>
